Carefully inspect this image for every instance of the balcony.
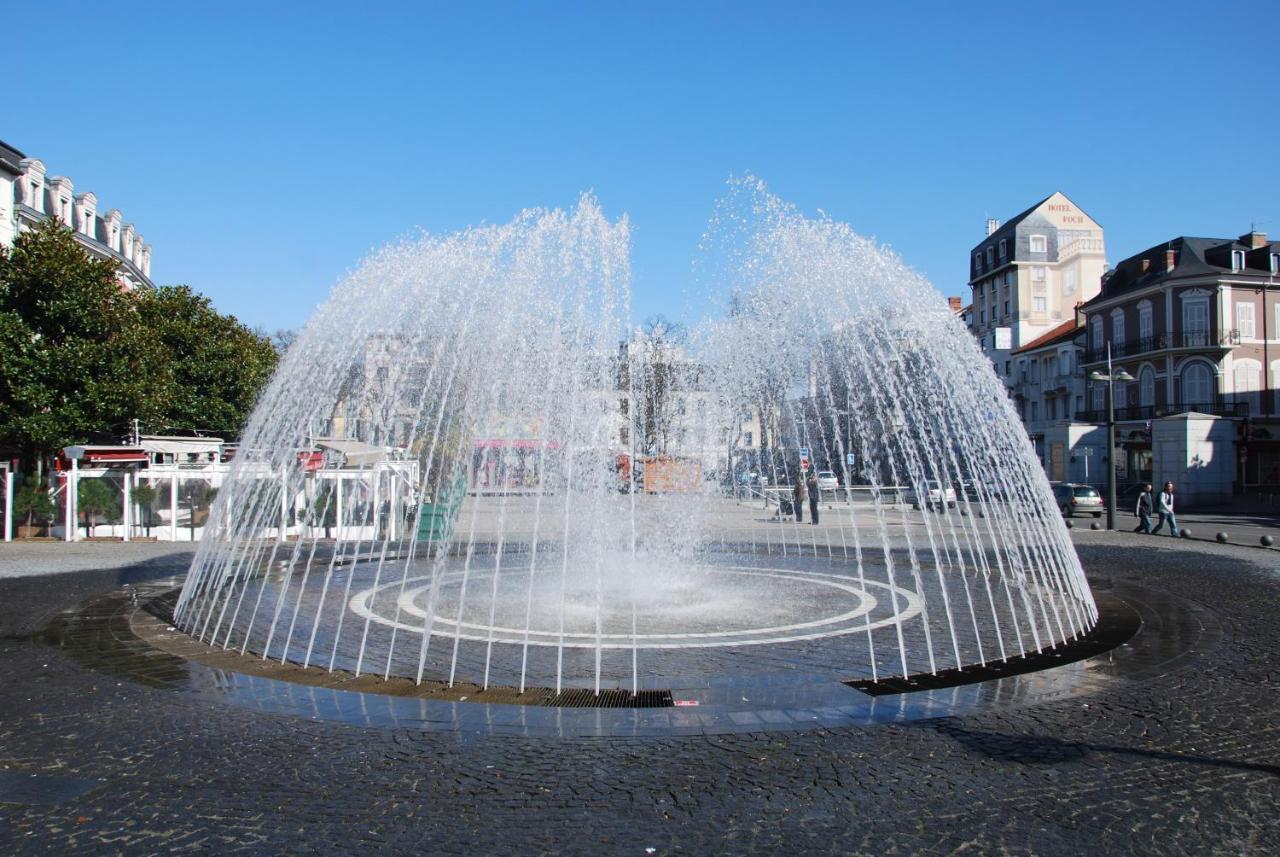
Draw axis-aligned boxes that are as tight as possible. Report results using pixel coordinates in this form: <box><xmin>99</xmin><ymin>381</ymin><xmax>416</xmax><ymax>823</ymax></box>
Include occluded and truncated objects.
<box><xmin>1083</xmin><ymin>329</ymin><xmax>1240</xmax><ymax>364</ymax></box>
<box><xmin>1077</xmin><ymin>401</ymin><xmax>1249</xmax><ymax>424</ymax></box>
<box><xmin>1056</xmin><ymin>236</ymin><xmax>1105</xmax><ymax>261</ymax></box>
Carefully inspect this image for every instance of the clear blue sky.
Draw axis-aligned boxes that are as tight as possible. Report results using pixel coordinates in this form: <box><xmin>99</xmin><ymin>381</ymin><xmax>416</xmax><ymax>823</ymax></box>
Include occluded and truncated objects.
<box><xmin>10</xmin><ymin>1</ymin><xmax>1278</xmax><ymax>332</ymax></box>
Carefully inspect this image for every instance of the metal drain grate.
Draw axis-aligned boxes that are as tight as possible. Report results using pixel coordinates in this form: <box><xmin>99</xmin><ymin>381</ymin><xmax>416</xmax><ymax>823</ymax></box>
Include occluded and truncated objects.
<box><xmin>540</xmin><ymin>688</ymin><xmax>674</xmax><ymax>709</ymax></box>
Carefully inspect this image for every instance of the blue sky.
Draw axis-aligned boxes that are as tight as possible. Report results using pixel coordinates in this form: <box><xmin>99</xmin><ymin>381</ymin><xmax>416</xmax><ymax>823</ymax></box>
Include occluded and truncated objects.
<box><xmin>9</xmin><ymin>1</ymin><xmax>1278</xmax><ymax>332</ymax></box>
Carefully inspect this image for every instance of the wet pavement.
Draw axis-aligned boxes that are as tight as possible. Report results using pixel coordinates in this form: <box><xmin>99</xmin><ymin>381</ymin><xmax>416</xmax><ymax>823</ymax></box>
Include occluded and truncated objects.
<box><xmin>0</xmin><ymin>538</ymin><xmax>1277</xmax><ymax>855</ymax></box>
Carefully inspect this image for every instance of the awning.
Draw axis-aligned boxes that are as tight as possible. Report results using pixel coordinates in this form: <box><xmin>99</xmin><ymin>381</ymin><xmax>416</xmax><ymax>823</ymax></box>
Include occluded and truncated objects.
<box><xmin>315</xmin><ymin>439</ymin><xmax>387</xmax><ymax>466</ymax></box>
<box><xmin>62</xmin><ymin>446</ymin><xmax>149</xmax><ymax>465</ymax></box>
<box><xmin>140</xmin><ymin>436</ymin><xmax>224</xmax><ymax>455</ymax></box>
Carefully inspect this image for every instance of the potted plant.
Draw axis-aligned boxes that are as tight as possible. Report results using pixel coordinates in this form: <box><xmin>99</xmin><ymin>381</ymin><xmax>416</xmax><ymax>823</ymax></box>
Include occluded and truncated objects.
<box><xmin>13</xmin><ymin>477</ymin><xmax>56</xmax><ymax>538</ymax></box>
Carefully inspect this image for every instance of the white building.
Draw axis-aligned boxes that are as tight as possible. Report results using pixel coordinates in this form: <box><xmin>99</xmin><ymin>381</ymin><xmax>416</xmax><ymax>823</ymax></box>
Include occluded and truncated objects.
<box><xmin>967</xmin><ymin>192</ymin><xmax>1106</xmax><ymax>387</ymax></box>
<box><xmin>0</xmin><ymin>140</ymin><xmax>153</xmax><ymax>289</ymax></box>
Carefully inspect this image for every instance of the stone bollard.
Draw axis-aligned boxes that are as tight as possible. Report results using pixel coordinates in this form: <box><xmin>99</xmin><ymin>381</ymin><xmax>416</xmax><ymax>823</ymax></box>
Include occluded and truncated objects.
<box><xmin>1064</xmin><ymin>519</ymin><xmax>1073</xmax><ymax>529</ymax></box>
<box><xmin>1181</xmin><ymin>528</ymin><xmax>1192</xmax><ymax>538</ymax></box>
<box><xmin>1090</xmin><ymin>522</ymin><xmax>1101</xmax><ymax>531</ymax></box>
<box><xmin>1216</xmin><ymin>532</ymin><xmax>1229</xmax><ymax>543</ymax></box>
<box><xmin>1260</xmin><ymin>535</ymin><xmax>1274</xmax><ymax>548</ymax></box>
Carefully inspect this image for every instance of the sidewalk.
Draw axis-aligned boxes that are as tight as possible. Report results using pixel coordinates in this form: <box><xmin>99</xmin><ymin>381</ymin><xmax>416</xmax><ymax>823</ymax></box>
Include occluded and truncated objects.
<box><xmin>1084</xmin><ymin>509</ymin><xmax>1280</xmax><ymax>550</ymax></box>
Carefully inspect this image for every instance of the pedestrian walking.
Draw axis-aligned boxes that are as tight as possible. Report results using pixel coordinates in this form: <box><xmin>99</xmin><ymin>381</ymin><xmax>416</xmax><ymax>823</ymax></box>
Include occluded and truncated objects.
<box><xmin>792</xmin><ymin>473</ymin><xmax>806</xmax><ymax>523</ymax></box>
<box><xmin>1151</xmin><ymin>481</ymin><xmax>1180</xmax><ymax>537</ymax></box>
<box><xmin>1133</xmin><ymin>483</ymin><xmax>1154</xmax><ymax>534</ymax></box>
<box><xmin>807</xmin><ymin>471</ymin><xmax>820</xmax><ymax>525</ymax></box>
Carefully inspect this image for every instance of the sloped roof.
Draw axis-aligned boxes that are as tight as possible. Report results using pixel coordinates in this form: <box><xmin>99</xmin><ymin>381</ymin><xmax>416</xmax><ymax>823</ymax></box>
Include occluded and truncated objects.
<box><xmin>1082</xmin><ymin>234</ymin><xmax>1280</xmax><ymax>306</ymax></box>
<box><xmin>1012</xmin><ymin>318</ymin><xmax>1081</xmax><ymax>354</ymax></box>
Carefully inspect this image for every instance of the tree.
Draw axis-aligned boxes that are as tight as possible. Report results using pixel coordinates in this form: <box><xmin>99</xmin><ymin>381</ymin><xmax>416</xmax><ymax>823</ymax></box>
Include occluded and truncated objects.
<box><xmin>77</xmin><ymin>478</ymin><xmax>118</xmax><ymax>537</ymax></box>
<box><xmin>136</xmin><ymin>286</ymin><xmax>279</xmax><ymax>438</ymax></box>
<box><xmin>13</xmin><ymin>476</ymin><xmax>56</xmax><ymax>534</ymax></box>
<box><xmin>131</xmin><ymin>482</ymin><xmax>158</xmax><ymax>537</ymax></box>
<box><xmin>0</xmin><ymin>220</ymin><xmax>169</xmax><ymax>471</ymax></box>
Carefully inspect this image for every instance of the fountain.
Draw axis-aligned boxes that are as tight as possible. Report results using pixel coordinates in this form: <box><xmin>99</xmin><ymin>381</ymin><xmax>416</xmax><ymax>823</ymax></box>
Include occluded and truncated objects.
<box><xmin>173</xmin><ymin>182</ymin><xmax>1096</xmax><ymax>702</ymax></box>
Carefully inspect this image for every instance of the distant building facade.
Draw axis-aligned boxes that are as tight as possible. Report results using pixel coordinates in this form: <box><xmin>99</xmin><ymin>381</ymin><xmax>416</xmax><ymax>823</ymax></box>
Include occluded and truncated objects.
<box><xmin>967</xmin><ymin>192</ymin><xmax>1107</xmax><ymax>387</ymax></box>
<box><xmin>0</xmin><ymin>140</ymin><xmax>153</xmax><ymax>289</ymax></box>
<box><xmin>1077</xmin><ymin>231</ymin><xmax>1280</xmax><ymax>502</ymax></box>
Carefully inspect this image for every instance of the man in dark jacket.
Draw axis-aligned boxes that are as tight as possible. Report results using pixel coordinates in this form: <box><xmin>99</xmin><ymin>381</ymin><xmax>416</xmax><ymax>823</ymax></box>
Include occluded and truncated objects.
<box><xmin>1133</xmin><ymin>483</ymin><xmax>1154</xmax><ymax>534</ymax></box>
<box><xmin>807</xmin><ymin>471</ymin><xmax>820</xmax><ymax>525</ymax></box>
<box><xmin>792</xmin><ymin>473</ymin><xmax>806</xmax><ymax>523</ymax></box>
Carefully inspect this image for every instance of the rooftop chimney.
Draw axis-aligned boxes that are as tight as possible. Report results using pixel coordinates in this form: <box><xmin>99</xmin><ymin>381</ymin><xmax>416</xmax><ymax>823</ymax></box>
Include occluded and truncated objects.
<box><xmin>986</xmin><ymin>218</ymin><xmax>1000</xmax><ymax>236</ymax></box>
<box><xmin>1165</xmin><ymin>247</ymin><xmax>1177</xmax><ymax>271</ymax></box>
<box><xmin>1141</xmin><ymin>259</ymin><xmax>1150</xmax><ymax>273</ymax></box>
<box><xmin>1240</xmin><ymin>230</ymin><xmax>1268</xmax><ymax>249</ymax></box>
<box><xmin>947</xmin><ymin>296</ymin><xmax>963</xmax><ymax>312</ymax></box>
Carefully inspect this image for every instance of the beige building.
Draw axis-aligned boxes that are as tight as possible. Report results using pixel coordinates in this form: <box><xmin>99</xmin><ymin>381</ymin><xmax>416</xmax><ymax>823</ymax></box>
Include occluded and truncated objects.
<box><xmin>967</xmin><ymin>192</ymin><xmax>1107</xmax><ymax>384</ymax></box>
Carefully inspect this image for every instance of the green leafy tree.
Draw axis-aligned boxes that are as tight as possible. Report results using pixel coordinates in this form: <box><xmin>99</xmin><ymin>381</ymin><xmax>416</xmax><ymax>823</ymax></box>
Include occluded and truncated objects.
<box><xmin>13</xmin><ymin>476</ymin><xmax>57</xmax><ymax>533</ymax></box>
<box><xmin>77</xmin><ymin>478</ymin><xmax>118</xmax><ymax>537</ymax></box>
<box><xmin>131</xmin><ymin>482</ymin><xmax>158</xmax><ymax>536</ymax></box>
<box><xmin>136</xmin><ymin>286</ymin><xmax>278</xmax><ymax>437</ymax></box>
<box><xmin>0</xmin><ymin>220</ymin><xmax>169</xmax><ymax>469</ymax></box>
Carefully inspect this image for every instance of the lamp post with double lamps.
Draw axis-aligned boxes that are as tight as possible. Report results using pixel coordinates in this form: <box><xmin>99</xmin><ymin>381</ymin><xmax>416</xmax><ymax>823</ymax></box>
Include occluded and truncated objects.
<box><xmin>1089</xmin><ymin>343</ymin><xmax>1134</xmax><ymax>531</ymax></box>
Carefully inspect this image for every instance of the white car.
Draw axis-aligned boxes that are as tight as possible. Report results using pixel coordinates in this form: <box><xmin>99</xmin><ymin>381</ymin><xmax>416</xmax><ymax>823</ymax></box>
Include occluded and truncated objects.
<box><xmin>815</xmin><ymin>470</ymin><xmax>839</xmax><ymax>492</ymax></box>
<box><xmin>905</xmin><ymin>480</ymin><xmax>957</xmax><ymax>511</ymax></box>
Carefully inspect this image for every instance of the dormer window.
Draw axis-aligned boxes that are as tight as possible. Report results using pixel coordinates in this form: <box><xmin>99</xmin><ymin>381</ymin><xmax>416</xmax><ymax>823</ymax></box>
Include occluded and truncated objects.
<box><xmin>998</xmin><ymin>238</ymin><xmax>1007</xmax><ymax>259</ymax></box>
<box><xmin>974</xmin><ymin>252</ymin><xmax>982</xmax><ymax>273</ymax></box>
<box><xmin>1271</xmin><ymin>253</ymin><xmax>1279</xmax><ymax>274</ymax></box>
<box><xmin>1029</xmin><ymin>235</ymin><xmax>1047</xmax><ymax>253</ymax></box>
<box><xmin>1232</xmin><ymin>249</ymin><xmax>1245</xmax><ymax>271</ymax></box>
<box><xmin>986</xmin><ymin>247</ymin><xmax>994</xmax><ymax>266</ymax></box>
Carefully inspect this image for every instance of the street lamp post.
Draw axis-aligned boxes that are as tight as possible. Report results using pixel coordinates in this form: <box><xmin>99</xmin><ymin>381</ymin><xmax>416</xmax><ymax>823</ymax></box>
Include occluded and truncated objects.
<box><xmin>1090</xmin><ymin>343</ymin><xmax>1134</xmax><ymax>531</ymax></box>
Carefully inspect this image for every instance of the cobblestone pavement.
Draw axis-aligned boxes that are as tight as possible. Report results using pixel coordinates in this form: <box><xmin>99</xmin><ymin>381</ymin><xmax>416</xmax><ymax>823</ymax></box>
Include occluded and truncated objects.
<box><xmin>0</xmin><ymin>536</ymin><xmax>1276</xmax><ymax>855</ymax></box>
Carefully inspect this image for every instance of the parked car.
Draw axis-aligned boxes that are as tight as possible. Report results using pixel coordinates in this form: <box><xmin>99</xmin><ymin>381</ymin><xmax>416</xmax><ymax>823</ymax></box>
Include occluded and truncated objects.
<box><xmin>1053</xmin><ymin>483</ymin><xmax>1104</xmax><ymax>518</ymax></box>
<box><xmin>904</xmin><ymin>479</ymin><xmax>957</xmax><ymax>511</ymax></box>
<box><xmin>815</xmin><ymin>470</ymin><xmax>839</xmax><ymax>492</ymax></box>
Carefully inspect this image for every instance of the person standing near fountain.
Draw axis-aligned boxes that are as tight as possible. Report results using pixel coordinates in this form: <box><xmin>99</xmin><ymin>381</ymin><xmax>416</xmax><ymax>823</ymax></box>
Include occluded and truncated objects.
<box><xmin>792</xmin><ymin>473</ymin><xmax>806</xmax><ymax>523</ymax></box>
<box><xmin>1151</xmin><ymin>481</ymin><xmax>1180</xmax><ymax>537</ymax></box>
<box><xmin>807</xmin><ymin>471</ymin><xmax>820</xmax><ymax>525</ymax></box>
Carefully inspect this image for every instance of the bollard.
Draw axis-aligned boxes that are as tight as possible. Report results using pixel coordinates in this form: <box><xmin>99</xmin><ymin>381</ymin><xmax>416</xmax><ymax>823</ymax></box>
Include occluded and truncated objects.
<box><xmin>1064</xmin><ymin>519</ymin><xmax>1074</xmax><ymax>529</ymax></box>
<box><xmin>1090</xmin><ymin>522</ymin><xmax>1101</xmax><ymax>531</ymax></box>
<box><xmin>1181</xmin><ymin>528</ymin><xmax>1192</xmax><ymax>538</ymax></box>
<box><xmin>1216</xmin><ymin>532</ymin><xmax>1228</xmax><ymax>543</ymax></box>
<box><xmin>1260</xmin><ymin>535</ymin><xmax>1273</xmax><ymax>548</ymax></box>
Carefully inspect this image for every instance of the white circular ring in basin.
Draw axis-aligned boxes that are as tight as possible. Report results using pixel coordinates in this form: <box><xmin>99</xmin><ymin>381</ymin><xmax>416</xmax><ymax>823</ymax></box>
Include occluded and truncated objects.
<box><xmin>349</xmin><ymin>565</ymin><xmax>924</xmax><ymax>649</ymax></box>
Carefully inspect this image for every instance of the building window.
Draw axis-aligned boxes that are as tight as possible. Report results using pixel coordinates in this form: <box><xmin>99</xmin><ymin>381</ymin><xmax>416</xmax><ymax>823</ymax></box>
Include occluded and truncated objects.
<box><xmin>1112</xmin><ymin>311</ymin><xmax>1125</xmax><ymax>346</ymax></box>
<box><xmin>1139</xmin><ymin>366</ymin><xmax>1155</xmax><ymax>407</ymax></box>
<box><xmin>1233</xmin><ymin>360</ymin><xmax>1261</xmax><ymax>399</ymax></box>
<box><xmin>986</xmin><ymin>247</ymin><xmax>994</xmax><ymax>266</ymax></box>
<box><xmin>1032</xmin><ymin>266</ymin><xmax>1046</xmax><ymax>282</ymax></box>
<box><xmin>1138</xmin><ymin>305</ymin><xmax>1153</xmax><ymax>343</ymax></box>
<box><xmin>1236</xmin><ymin>302</ymin><xmax>1256</xmax><ymax>339</ymax></box>
<box><xmin>976</xmin><ymin>283</ymin><xmax>983</xmax><ymax>299</ymax></box>
<box><xmin>1062</xmin><ymin>269</ymin><xmax>1077</xmax><ymax>295</ymax></box>
<box><xmin>744</xmin><ymin>431</ymin><xmax>753</xmax><ymax>447</ymax></box>
<box><xmin>1091</xmin><ymin>384</ymin><xmax>1105</xmax><ymax>413</ymax></box>
<box><xmin>974</xmin><ymin>253</ymin><xmax>982</xmax><ymax>273</ymax></box>
<box><xmin>1003</xmin><ymin>300</ymin><xmax>1010</xmax><ymax>316</ymax></box>
<box><xmin>1271</xmin><ymin>253</ymin><xmax>1279</xmax><ymax>274</ymax></box>
<box><xmin>1075</xmin><ymin>395</ymin><xmax>1083</xmax><ymax>416</ymax></box>
<box><xmin>1033</xmin><ymin>296</ymin><xmax>1047</xmax><ymax>312</ymax></box>
<box><xmin>999</xmin><ymin>239</ymin><xmax>1007</xmax><ymax>259</ymax></box>
<box><xmin>1091</xmin><ymin>317</ymin><xmax>1103</xmax><ymax>350</ymax></box>
<box><xmin>1029</xmin><ymin>235</ymin><xmax>1047</xmax><ymax>253</ymax></box>
<box><xmin>980</xmin><ymin>310</ymin><xmax>986</xmax><ymax>324</ymax></box>
<box><xmin>1030</xmin><ymin>402</ymin><xmax>1038</xmax><ymax>421</ymax></box>
<box><xmin>1231</xmin><ymin>249</ymin><xmax>1245</xmax><ymax>271</ymax></box>
<box><xmin>1181</xmin><ymin>362</ymin><xmax>1213</xmax><ymax>404</ymax></box>
<box><xmin>1182</xmin><ymin>297</ymin><xmax>1210</xmax><ymax>346</ymax></box>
